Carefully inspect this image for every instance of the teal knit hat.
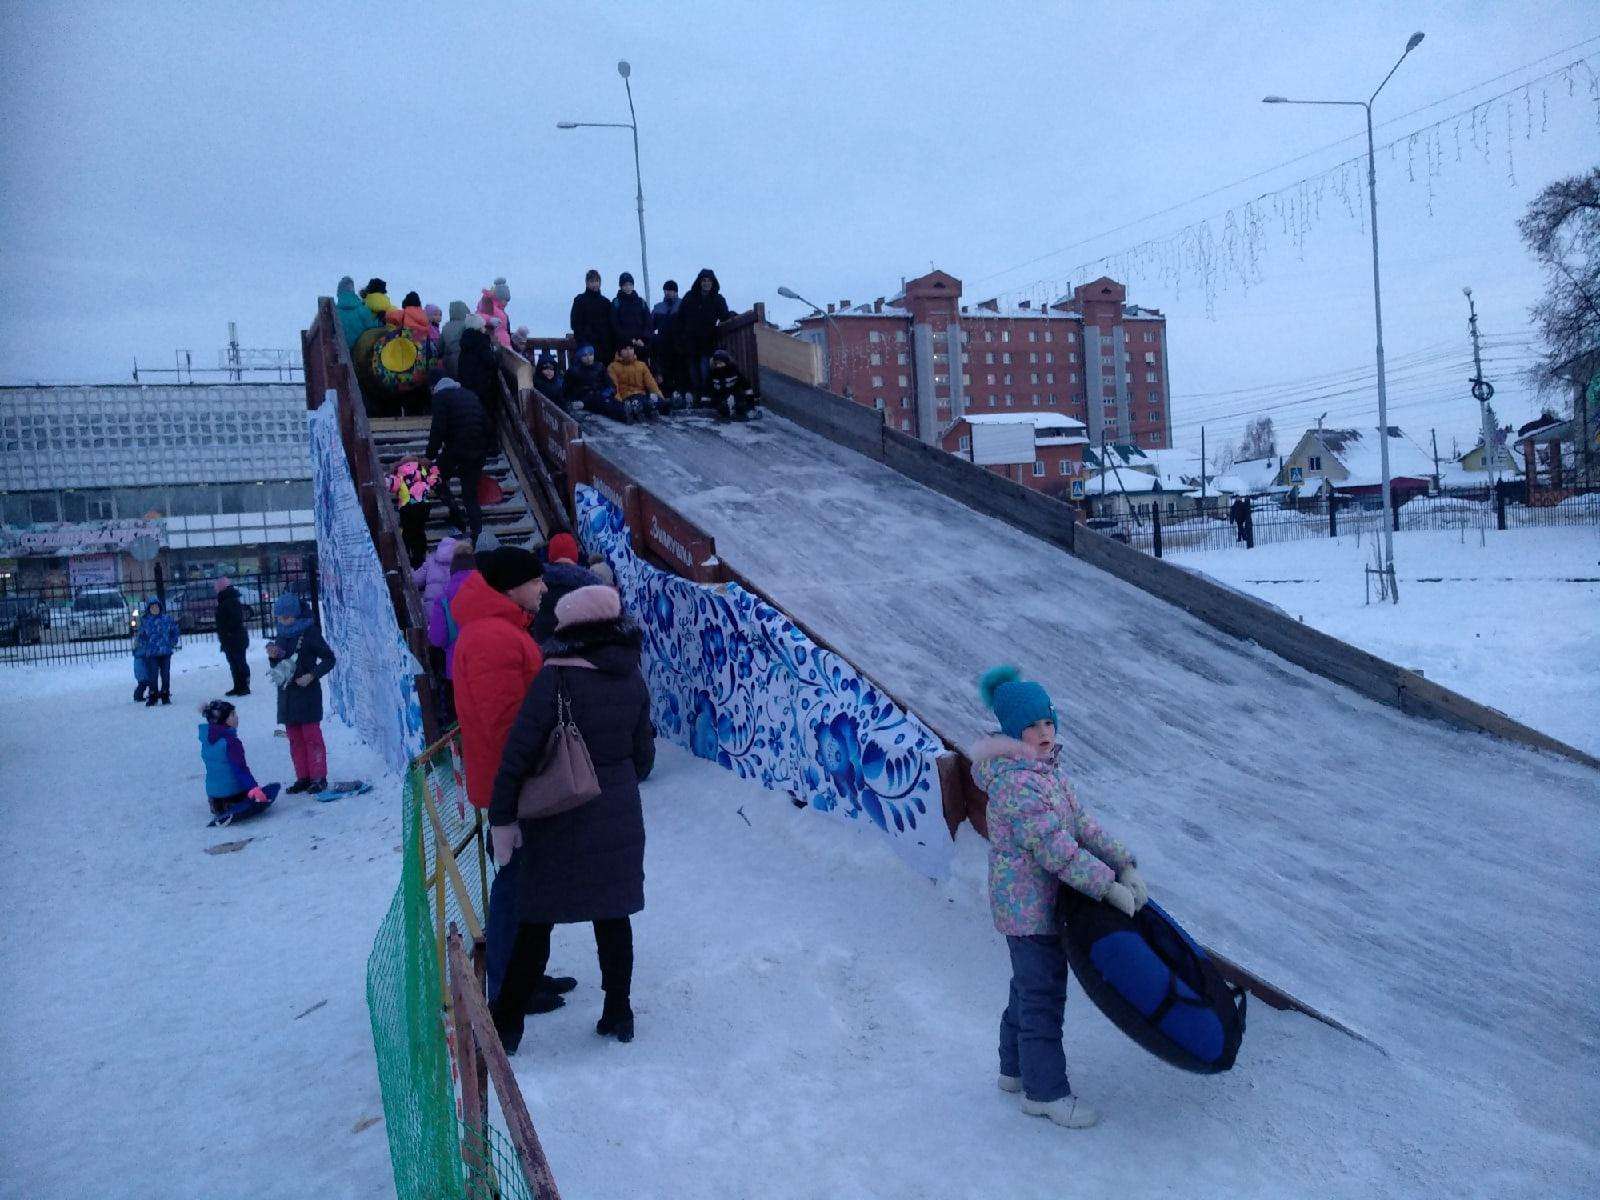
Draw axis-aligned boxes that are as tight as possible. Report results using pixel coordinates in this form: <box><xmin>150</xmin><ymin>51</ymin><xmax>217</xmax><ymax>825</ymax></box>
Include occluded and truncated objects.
<box><xmin>979</xmin><ymin>665</ymin><xmax>1058</xmax><ymax>738</ymax></box>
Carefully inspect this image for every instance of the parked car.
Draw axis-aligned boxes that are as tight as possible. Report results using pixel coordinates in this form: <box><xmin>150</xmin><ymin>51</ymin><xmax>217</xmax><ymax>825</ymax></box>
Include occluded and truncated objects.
<box><xmin>0</xmin><ymin>597</ymin><xmax>47</xmax><ymax>646</ymax></box>
<box><xmin>171</xmin><ymin>581</ymin><xmax>257</xmax><ymax>633</ymax></box>
<box><xmin>68</xmin><ymin>588</ymin><xmax>136</xmax><ymax>640</ymax></box>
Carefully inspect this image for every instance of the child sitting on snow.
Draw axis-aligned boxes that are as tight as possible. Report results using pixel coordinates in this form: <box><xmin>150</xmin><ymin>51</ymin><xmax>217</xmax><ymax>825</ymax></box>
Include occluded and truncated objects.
<box><xmin>704</xmin><ymin>349</ymin><xmax>759</xmax><ymax>421</ymax></box>
<box><xmin>199</xmin><ymin>699</ymin><xmax>276</xmax><ymax>825</ymax></box>
<box><xmin>971</xmin><ymin>664</ymin><xmax>1148</xmax><ymax>1131</ymax></box>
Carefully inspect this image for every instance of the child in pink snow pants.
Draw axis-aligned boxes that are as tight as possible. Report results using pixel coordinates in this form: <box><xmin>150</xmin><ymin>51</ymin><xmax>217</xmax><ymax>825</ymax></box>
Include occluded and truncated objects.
<box><xmin>267</xmin><ymin>592</ymin><xmax>337</xmax><ymax>793</ymax></box>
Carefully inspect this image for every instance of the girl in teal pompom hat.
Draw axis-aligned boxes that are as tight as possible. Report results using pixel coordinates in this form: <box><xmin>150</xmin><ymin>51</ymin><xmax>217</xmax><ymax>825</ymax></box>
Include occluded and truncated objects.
<box><xmin>971</xmin><ymin>664</ymin><xmax>1149</xmax><ymax>1130</ymax></box>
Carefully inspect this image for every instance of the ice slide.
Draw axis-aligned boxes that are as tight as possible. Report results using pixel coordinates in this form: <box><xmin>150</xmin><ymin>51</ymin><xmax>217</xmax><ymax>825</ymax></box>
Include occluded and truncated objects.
<box><xmin>577</xmin><ymin>407</ymin><xmax>1600</xmax><ymax>1159</ymax></box>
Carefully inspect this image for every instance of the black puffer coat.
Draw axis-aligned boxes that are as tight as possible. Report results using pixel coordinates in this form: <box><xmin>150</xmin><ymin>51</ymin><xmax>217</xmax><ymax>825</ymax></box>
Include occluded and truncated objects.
<box><xmin>426</xmin><ymin>382</ymin><xmax>492</xmax><ymax>469</ymax></box>
<box><xmin>456</xmin><ymin>327</ymin><xmax>501</xmax><ymax>418</ymax></box>
<box><xmin>674</xmin><ymin>268</ymin><xmax>731</xmax><ymax>357</ymax></box>
<box><xmin>272</xmin><ymin>623</ymin><xmax>336</xmax><ymax>726</ymax></box>
<box><xmin>489</xmin><ymin>618</ymin><xmax>655</xmax><ymax>925</ymax></box>
<box><xmin>613</xmin><ymin>290</ymin><xmax>651</xmax><ymax>349</ymax></box>
<box><xmin>215</xmin><ymin>586</ymin><xmax>249</xmax><ymax>652</ymax></box>
<box><xmin>570</xmin><ymin>288</ymin><xmax>618</xmax><ymax>363</ymax></box>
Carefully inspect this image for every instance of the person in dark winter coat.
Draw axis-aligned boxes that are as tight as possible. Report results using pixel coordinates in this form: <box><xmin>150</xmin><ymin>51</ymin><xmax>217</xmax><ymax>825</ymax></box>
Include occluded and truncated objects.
<box><xmin>197</xmin><ymin>699</ymin><xmax>273</xmax><ymax>818</ymax></box>
<box><xmin>267</xmin><ymin>593</ymin><xmax>337</xmax><ymax>793</ymax></box>
<box><xmin>133</xmin><ymin>597</ymin><xmax>181</xmax><ymax>705</ymax></box>
<box><xmin>569</xmin><ymin>269</ymin><xmax>617</xmax><ymax>364</ymax></box>
<box><xmin>426</xmin><ymin>377</ymin><xmax>492</xmax><ymax>542</ymax></box>
<box><xmin>214</xmin><ymin>577</ymin><xmax>251</xmax><ymax>696</ymax></box>
<box><xmin>488</xmin><ymin>585</ymin><xmax>655</xmax><ymax>1052</ymax></box>
<box><xmin>649</xmin><ymin>280</ymin><xmax>684</xmax><ymax>398</ymax></box>
<box><xmin>561</xmin><ymin>345</ymin><xmax>615</xmax><ymax>414</ymax></box>
<box><xmin>704</xmin><ymin>348</ymin><xmax>761</xmax><ymax>420</ymax></box>
<box><xmin>612</xmin><ymin>272</ymin><xmax>651</xmax><ymax>353</ymax></box>
<box><xmin>532</xmin><ymin>353</ymin><xmax>564</xmax><ymax>406</ymax></box>
<box><xmin>456</xmin><ymin>323</ymin><xmax>502</xmax><ymax>429</ymax></box>
<box><xmin>1229</xmin><ymin>496</ymin><xmax>1252</xmax><ymax>545</ymax></box>
<box><xmin>674</xmin><ymin>268</ymin><xmax>732</xmax><ymax>400</ymax></box>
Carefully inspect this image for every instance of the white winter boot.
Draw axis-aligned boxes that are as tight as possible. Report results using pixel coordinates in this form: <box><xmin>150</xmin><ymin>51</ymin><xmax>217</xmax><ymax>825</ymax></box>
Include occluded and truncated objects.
<box><xmin>997</xmin><ymin>1074</ymin><xmax>1022</xmax><ymax>1094</ymax></box>
<box><xmin>1020</xmin><ymin>1093</ymin><xmax>1100</xmax><ymax>1129</ymax></box>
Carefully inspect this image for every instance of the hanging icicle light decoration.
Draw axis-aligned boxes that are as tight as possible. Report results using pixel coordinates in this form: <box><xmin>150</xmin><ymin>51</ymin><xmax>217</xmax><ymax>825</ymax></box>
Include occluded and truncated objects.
<box><xmin>990</xmin><ymin>56</ymin><xmax>1600</xmax><ymax>317</ymax></box>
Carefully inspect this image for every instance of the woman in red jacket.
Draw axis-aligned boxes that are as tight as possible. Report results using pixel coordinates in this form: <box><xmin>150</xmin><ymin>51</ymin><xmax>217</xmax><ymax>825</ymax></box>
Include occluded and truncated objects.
<box><xmin>450</xmin><ymin>547</ymin><xmax>574</xmax><ymax>1010</ymax></box>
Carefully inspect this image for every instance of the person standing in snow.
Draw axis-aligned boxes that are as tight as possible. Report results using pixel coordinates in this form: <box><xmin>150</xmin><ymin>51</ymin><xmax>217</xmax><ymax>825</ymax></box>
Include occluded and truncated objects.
<box><xmin>488</xmin><ymin>584</ymin><xmax>655</xmax><ymax>1053</ymax></box>
<box><xmin>570</xmin><ymin>268</ymin><xmax>618</xmax><ymax>364</ymax></box>
<box><xmin>1229</xmin><ymin>496</ymin><xmax>1250</xmax><ymax>544</ymax></box>
<box><xmin>132</xmin><ymin>597</ymin><xmax>180</xmax><ymax>706</ymax></box>
<box><xmin>649</xmin><ymin>279</ymin><xmax>684</xmax><ymax>400</ymax></box>
<box><xmin>612</xmin><ymin>272</ymin><xmax>651</xmax><ymax>356</ymax></box>
<box><xmin>334</xmin><ymin>275</ymin><xmax>379</xmax><ymax>349</ymax></box>
<box><xmin>450</xmin><ymin>548</ymin><xmax>577</xmax><ymax>1013</ymax></box>
<box><xmin>197</xmin><ymin>699</ymin><xmax>272</xmax><ymax>819</ymax></box>
<box><xmin>214</xmin><ymin>577</ymin><xmax>251</xmax><ymax>697</ymax></box>
<box><xmin>674</xmin><ymin>267</ymin><xmax>731</xmax><ymax>402</ymax></box>
<box><xmin>267</xmin><ymin>593</ymin><xmax>336</xmax><ymax>794</ymax></box>
<box><xmin>971</xmin><ymin>664</ymin><xmax>1148</xmax><ymax>1131</ymax></box>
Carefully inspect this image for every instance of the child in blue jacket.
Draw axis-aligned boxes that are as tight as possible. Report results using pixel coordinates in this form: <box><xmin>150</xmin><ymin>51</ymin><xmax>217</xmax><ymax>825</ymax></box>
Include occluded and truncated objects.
<box><xmin>198</xmin><ymin>699</ymin><xmax>277</xmax><ymax>824</ymax></box>
<box><xmin>133</xmin><ymin>597</ymin><xmax>181</xmax><ymax>706</ymax></box>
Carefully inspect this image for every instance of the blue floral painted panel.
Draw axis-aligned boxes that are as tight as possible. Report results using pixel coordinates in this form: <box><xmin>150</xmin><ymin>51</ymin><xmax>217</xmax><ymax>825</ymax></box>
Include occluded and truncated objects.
<box><xmin>308</xmin><ymin>398</ymin><xmax>426</xmax><ymax>772</ymax></box>
<box><xmin>575</xmin><ymin>484</ymin><xmax>950</xmax><ymax>879</ymax></box>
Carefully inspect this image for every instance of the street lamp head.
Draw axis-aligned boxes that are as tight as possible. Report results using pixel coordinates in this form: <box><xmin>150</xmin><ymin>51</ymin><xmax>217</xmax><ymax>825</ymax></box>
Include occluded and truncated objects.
<box><xmin>1262</xmin><ymin>95</ymin><xmax>1288</xmax><ymax>104</ymax></box>
<box><xmin>1462</xmin><ymin>285</ymin><xmax>1472</xmax><ymax>298</ymax></box>
<box><xmin>617</xmin><ymin>60</ymin><xmax>631</xmax><ymax>79</ymax></box>
<box><xmin>1405</xmin><ymin>32</ymin><xmax>1425</xmax><ymax>52</ymax></box>
<box><xmin>556</xmin><ymin>121</ymin><xmax>578</xmax><ymax>129</ymax></box>
<box><xmin>776</xmin><ymin>286</ymin><xmax>800</xmax><ymax>300</ymax></box>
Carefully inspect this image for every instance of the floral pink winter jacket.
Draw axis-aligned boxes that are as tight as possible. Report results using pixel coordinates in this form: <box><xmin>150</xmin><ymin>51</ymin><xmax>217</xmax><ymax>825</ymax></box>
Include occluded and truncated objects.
<box><xmin>971</xmin><ymin>736</ymin><xmax>1136</xmax><ymax>936</ymax></box>
<box><xmin>477</xmin><ymin>291</ymin><xmax>511</xmax><ymax>349</ymax></box>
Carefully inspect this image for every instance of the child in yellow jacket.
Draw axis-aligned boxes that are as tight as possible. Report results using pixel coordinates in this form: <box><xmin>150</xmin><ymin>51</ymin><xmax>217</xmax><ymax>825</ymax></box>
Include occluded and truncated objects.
<box><xmin>605</xmin><ymin>344</ymin><xmax>666</xmax><ymax>420</ymax></box>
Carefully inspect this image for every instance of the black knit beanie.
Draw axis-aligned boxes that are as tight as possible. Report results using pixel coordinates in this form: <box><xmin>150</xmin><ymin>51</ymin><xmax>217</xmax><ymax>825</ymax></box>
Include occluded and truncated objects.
<box><xmin>479</xmin><ymin>547</ymin><xmax>543</xmax><ymax>593</ymax></box>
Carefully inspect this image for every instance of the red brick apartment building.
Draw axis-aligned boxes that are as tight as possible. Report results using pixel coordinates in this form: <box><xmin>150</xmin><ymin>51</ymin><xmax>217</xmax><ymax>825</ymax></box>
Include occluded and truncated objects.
<box><xmin>789</xmin><ymin>271</ymin><xmax>1173</xmax><ymax>494</ymax></box>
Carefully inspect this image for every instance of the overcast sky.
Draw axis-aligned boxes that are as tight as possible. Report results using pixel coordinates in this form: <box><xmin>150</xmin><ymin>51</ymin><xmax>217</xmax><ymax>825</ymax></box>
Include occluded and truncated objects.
<box><xmin>2</xmin><ymin>1</ymin><xmax>1595</xmax><ymax>461</ymax></box>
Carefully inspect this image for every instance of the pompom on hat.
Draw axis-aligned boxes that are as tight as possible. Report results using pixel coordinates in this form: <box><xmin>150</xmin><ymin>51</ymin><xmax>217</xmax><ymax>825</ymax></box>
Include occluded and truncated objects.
<box><xmin>979</xmin><ymin>665</ymin><xmax>1057</xmax><ymax>739</ymax></box>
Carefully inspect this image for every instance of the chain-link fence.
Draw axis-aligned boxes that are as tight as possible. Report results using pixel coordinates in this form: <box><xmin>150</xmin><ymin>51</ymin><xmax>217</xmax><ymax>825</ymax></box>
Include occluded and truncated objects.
<box><xmin>366</xmin><ymin>733</ymin><xmax>559</xmax><ymax>1200</ymax></box>
<box><xmin>1101</xmin><ymin>485</ymin><xmax>1600</xmax><ymax>558</ymax></box>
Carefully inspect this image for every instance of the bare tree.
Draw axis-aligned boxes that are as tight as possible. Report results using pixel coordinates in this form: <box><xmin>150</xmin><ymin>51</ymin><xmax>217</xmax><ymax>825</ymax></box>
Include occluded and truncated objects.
<box><xmin>1210</xmin><ymin>440</ymin><xmax>1236</xmax><ymax>476</ymax></box>
<box><xmin>1519</xmin><ymin>167</ymin><xmax>1600</xmax><ymax>403</ymax></box>
<box><xmin>1237</xmin><ymin>416</ymin><xmax>1276</xmax><ymax>461</ymax></box>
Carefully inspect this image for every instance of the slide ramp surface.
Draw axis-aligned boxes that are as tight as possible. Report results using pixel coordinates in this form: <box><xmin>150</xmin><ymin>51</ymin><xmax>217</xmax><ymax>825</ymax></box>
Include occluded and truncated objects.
<box><xmin>583</xmin><ymin>411</ymin><xmax>1599</xmax><ymax>1155</ymax></box>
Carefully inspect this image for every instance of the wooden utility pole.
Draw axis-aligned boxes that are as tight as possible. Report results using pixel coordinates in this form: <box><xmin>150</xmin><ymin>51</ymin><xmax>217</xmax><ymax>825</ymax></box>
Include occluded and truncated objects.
<box><xmin>1430</xmin><ymin>428</ymin><xmax>1441</xmax><ymax>493</ymax></box>
<box><xmin>1200</xmin><ymin>426</ymin><xmax>1208</xmax><ymax>505</ymax></box>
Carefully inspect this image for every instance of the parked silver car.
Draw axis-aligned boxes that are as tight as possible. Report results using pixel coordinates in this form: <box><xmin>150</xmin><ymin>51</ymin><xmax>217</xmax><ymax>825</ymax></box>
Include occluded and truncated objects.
<box><xmin>69</xmin><ymin>588</ymin><xmax>136</xmax><ymax>640</ymax></box>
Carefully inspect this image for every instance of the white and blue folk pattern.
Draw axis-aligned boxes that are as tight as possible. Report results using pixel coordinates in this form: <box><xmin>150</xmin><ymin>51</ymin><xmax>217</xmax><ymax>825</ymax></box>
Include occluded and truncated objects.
<box><xmin>575</xmin><ymin>484</ymin><xmax>950</xmax><ymax>879</ymax></box>
<box><xmin>308</xmin><ymin>398</ymin><xmax>426</xmax><ymax>773</ymax></box>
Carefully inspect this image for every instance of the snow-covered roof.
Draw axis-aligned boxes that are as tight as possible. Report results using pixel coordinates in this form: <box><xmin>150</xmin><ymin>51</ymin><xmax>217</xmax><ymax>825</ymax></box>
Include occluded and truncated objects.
<box><xmin>962</xmin><ymin>411</ymin><xmax>1086</xmax><ymax>430</ymax></box>
<box><xmin>1230</xmin><ymin>456</ymin><xmax>1283</xmax><ymax>492</ymax></box>
<box><xmin>1317</xmin><ymin>428</ymin><xmax>1436</xmax><ymax>486</ymax></box>
<box><xmin>1082</xmin><ymin>442</ymin><xmax>1150</xmax><ymax>469</ymax></box>
<box><xmin>1082</xmin><ymin>468</ymin><xmax>1195</xmax><ymax>495</ymax></box>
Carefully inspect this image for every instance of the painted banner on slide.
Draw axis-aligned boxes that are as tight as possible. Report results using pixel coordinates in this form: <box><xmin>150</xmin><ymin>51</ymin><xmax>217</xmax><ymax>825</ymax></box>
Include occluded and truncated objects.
<box><xmin>575</xmin><ymin>484</ymin><xmax>950</xmax><ymax>879</ymax></box>
<box><xmin>307</xmin><ymin>397</ymin><xmax>426</xmax><ymax>772</ymax></box>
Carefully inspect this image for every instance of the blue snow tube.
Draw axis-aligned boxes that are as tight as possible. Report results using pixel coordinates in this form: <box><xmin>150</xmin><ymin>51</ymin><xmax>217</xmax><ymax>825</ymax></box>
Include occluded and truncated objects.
<box><xmin>1055</xmin><ymin>887</ymin><xmax>1246</xmax><ymax>1074</ymax></box>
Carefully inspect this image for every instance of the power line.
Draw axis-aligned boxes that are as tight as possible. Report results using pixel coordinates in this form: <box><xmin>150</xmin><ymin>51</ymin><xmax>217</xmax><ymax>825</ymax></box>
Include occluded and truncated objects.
<box><xmin>970</xmin><ymin>35</ymin><xmax>1600</xmax><ymax>289</ymax></box>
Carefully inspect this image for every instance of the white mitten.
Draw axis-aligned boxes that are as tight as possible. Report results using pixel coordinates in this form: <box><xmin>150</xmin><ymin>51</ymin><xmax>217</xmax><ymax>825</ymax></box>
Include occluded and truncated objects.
<box><xmin>490</xmin><ymin>823</ymin><xmax>522</xmax><ymax>868</ymax></box>
<box><xmin>1118</xmin><ymin>865</ymin><xmax>1149</xmax><ymax>909</ymax></box>
<box><xmin>1102</xmin><ymin>881</ymin><xmax>1137</xmax><ymax>918</ymax></box>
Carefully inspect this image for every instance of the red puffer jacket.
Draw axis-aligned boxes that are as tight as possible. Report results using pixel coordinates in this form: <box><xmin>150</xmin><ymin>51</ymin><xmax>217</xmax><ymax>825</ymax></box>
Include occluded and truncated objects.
<box><xmin>450</xmin><ymin>572</ymin><xmax>543</xmax><ymax>808</ymax></box>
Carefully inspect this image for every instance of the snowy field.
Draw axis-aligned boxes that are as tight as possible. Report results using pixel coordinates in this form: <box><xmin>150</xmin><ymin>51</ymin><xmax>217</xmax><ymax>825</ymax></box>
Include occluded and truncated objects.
<box><xmin>1169</xmin><ymin>526</ymin><xmax>1600</xmax><ymax>756</ymax></box>
<box><xmin>0</xmin><ymin>653</ymin><xmax>399</xmax><ymax>1200</ymax></box>
<box><xmin>4</xmin><ymin>656</ymin><xmax>1598</xmax><ymax>1198</ymax></box>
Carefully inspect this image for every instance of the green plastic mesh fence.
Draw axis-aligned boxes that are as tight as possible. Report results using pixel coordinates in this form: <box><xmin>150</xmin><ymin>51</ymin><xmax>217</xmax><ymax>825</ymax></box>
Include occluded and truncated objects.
<box><xmin>366</xmin><ymin>755</ymin><xmax>538</xmax><ymax>1200</ymax></box>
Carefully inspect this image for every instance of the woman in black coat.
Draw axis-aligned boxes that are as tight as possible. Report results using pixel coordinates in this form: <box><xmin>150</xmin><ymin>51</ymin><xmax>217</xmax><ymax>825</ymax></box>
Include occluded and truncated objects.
<box><xmin>674</xmin><ymin>267</ymin><xmax>731</xmax><ymax>399</ymax></box>
<box><xmin>488</xmin><ymin>584</ymin><xmax>655</xmax><ymax>1051</ymax></box>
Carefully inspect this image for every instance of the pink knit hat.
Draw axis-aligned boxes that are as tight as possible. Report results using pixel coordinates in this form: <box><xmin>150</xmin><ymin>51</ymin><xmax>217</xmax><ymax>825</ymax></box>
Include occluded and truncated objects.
<box><xmin>554</xmin><ymin>585</ymin><xmax>621</xmax><ymax>630</ymax></box>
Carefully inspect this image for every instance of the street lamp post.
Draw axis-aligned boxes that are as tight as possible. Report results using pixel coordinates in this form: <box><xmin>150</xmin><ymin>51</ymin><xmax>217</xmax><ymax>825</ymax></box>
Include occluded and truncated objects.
<box><xmin>777</xmin><ymin>286</ymin><xmax>851</xmax><ymax>399</ymax></box>
<box><xmin>1265</xmin><ymin>31</ymin><xmax>1424</xmax><ymax>599</ymax></box>
<box><xmin>557</xmin><ymin>60</ymin><xmax>651</xmax><ymax>302</ymax></box>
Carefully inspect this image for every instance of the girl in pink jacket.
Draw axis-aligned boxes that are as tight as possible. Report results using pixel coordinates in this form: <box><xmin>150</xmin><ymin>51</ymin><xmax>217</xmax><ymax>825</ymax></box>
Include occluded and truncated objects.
<box><xmin>477</xmin><ymin>284</ymin><xmax>512</xmax><ymax>349</ymax></box>
<box><xmin>970</xmin><ymin>664</ymin><xmax>1148</xmax><ymax>1131</ymax></box>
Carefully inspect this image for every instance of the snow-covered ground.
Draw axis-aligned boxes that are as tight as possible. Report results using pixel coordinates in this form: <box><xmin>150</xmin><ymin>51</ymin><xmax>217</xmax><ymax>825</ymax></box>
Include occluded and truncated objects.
<box><xmin>5</xmin><ymin>650</ymin><xmax>1599</xmax><ymax>1198</ymax></box>
<box><xmin>1169</xmin><ymin>526</ymin><xmax>1600</xmax><ymax>755</ymax></box>
<box><xmin>0</xmin><ymin>653</ymin><xmax>399</xmax><ymax>1200</ymax></box>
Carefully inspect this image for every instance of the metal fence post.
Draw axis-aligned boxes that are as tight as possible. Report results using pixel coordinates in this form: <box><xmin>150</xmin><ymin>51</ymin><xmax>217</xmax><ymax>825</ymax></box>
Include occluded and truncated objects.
<box><xmin>1245</xmin><ymin>501</ymin><xmax>1255</xmax><ymax>550</ymax></box>
<box><xmin>1151</xmin><ymin>504</ymin><xmax>1163</xmax><ymax>559</ymax></box>
<box><xmin>1496</xmin><ymin>484</ymin><xmax>1507</xmax><ymax>531</ymax></box>
<box><xmin>1328</xmin><ymin>493</ymin><xmax>1339</xmax><ymax>539</ymax></box>
<box><xmin>154</xmin><ymin>561</ymin><xmax>166</xmax><ymax>607</ymax></box>
<box><xmin>1391</xmin><ymin>498</ymin><xmax>1401</xmax><ymax>533</ymax></box>
<box><xmin>308</xmin><ymin>559</ymin><xmax>321</xmax><ymax>626</ymax></box>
